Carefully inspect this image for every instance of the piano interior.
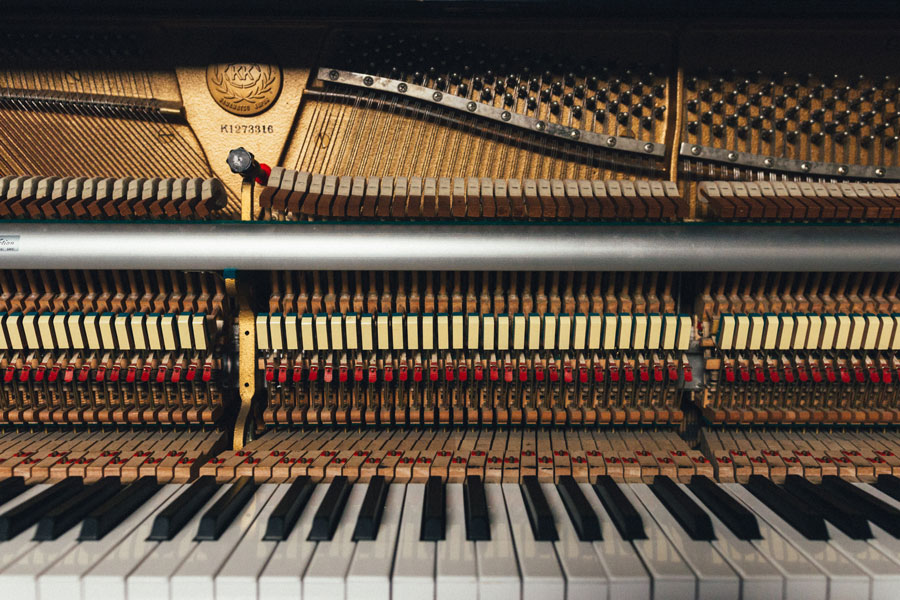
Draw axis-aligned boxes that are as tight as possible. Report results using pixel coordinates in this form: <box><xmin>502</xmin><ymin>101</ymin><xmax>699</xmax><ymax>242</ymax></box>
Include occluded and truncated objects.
<box><xmin>1</xmin><ymin>2</ymin><xmax>900</xmax><ymax>598</ymax></box>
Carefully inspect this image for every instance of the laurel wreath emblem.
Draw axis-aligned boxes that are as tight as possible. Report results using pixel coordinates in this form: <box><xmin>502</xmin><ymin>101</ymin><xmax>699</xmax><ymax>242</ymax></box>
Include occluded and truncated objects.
<box><xmin>207</xmin><ymin>61</ymin><xmax>282</xmax><ymax>116</ymax></box>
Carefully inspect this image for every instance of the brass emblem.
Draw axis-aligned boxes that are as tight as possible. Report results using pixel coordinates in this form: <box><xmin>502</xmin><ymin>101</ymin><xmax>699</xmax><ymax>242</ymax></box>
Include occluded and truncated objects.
<box><xmin>206</xmin><ymin>59</ymin><xmax>282</xmax><ymax>116</ymax></box>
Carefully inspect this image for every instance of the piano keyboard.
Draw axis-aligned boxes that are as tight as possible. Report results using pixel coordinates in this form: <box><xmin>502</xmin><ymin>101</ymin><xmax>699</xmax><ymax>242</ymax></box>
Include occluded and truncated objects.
<box><xmin>2</xmin><ymin>473</ymin><xmax>900</xmax><ymax>599</ymax></box>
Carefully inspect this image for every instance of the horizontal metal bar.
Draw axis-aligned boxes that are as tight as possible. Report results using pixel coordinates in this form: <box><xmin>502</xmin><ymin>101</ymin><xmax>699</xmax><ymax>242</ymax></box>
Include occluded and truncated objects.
<box><xmin>318</xmin><ymin>68</ymin><xmax>665</xmax><ymax>158</ymax></box>
<box><xmin>0</xmin><ymin>223</ymin><xmax>898</xmax><ymax>271</ymax></box>
<box><xmin>680</xmin><ymin>142</ymin><xmax>900</xmax><ymax>181</ymax></box>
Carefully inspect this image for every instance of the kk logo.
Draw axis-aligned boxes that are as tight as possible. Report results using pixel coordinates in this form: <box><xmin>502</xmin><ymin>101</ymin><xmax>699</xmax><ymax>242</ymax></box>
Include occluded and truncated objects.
<box><xmin>207</xmin><ymin>50</ymin><xmax>282</xmax><ymax>116</ymax></box>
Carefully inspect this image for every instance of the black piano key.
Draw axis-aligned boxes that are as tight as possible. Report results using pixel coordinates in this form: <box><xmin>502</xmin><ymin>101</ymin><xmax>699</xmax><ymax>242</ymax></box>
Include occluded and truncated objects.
<box><xmin>34</xmin><ymin>477</ymin><xmax>123</xmax><ymax>541</ymax></box>
<box><xmin>875</xmin><ymin>474</ymin><xmax>900</xmax><ymax>503</ymax></box>
<box><xmin>265</xmin><ymin>476</ymin><xmax>316</xmax><ymax>541</ymax></box>
<box><xmin>420</xmin><ymin>475</ymin><xmax>446</xmax><ymax>542</ymax></box>
<box><xmin>745</xmin><ymin>474</ymin><xmax>829</xmax><ymax>541</ymax></box>
<box><xmin>195</xmin><ymin>476</ymin><xmax>258</xmax><ymax>541</ymax></box>
<box><xmin>352</xmin><ymin>475</ymin><xmax>389</xmax><ymax>542</ymax></box>
<box><xmin>822</xmin><ymin>476</ymin><xmax>900</xmax><ymax>538</ymax></box>
<box><xmin>592</xmin><ymin>475</ymin><xmax>645</xmax><ymax>541</ymax></box>
<box><xmin>650</xmin><ymin>475</ymin><xmax>715</xmax><ymax>541</ymax></box>
<box><xmin>79</xmin><ymin>476</ymin><xmax>161</xmax><ymax>541</ymax></box>
<box><xmin>688</xmin><ymin>475</ymin><xmax>761</xmax><ymax>541</ymax></box>
<box><xmin>0</xmin><ymin>477</ymin><xmax>27</xmax><ymax>508</ymax></box>
<box><xmin>557</xmin><ymin>475</ymin><xmax>602</xmax><ymax>541</ymax></box>
<box><xmin>0</xmin><ymin>477</ymin><xmax>84</xmax><ymax>541</ymax></box>
<box><xmin>783</xmin><ymin>475</ymin><xmax>872</xmax><ymax>540</ymax></box>
<box><xmin>147</xmin><ymin>475</ymin><xmax>218</xmax><ymax>541</ymax></box>
<box><xmin>520</xmin><ymin>475</ymin><xmax>558</xmax><ymax>542</ymax></box>
<box><xmin>308</xmin><ymin>476</ymin><xmax>352</xmax><ymax>541</ymax></box>
<box><xmin>463</xmin><ymin>475</ymin><xmax>490</xmax><ymax>542</ymax></box>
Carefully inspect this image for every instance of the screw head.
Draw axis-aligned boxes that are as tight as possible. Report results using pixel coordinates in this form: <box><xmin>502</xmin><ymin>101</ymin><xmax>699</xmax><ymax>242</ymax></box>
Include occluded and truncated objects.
<box><xmin>397</xmin><ymin>82</ymin><xmax>408</xmax><ymax>93</ymax></box>
<box><xmin>690</xmin><ymin>145</ymin><xmax>701</xmax><ymax>155</ymax></box>
<box><xmin>501</xmin><ymin>110</ymin><xmax>511</xmax><ymax>121</ymax></box>
<box><xmin>535</xmin><ymin>121</ymin><xmax>546</xmax><ymax>131</ymax></box>
<box><xmin>837</xmin><ymin>165</ymin><xmax>848</xmax><ymax>175</ymax></box>
<box><xmin>800</xmin><ymin>162</ymin><xmax>811</xmax><ymax>172</ymax></box>
<box><xmin>328</xmin><ymin>69</ymin><xmax>339</xmax><ymax>81</ymax></box>
<box><xmin>763</xmin><ymin>157</ymin><xmax>774</xmax><ymax>167</ymax></box>
<box><xmin>569</xmin><ymin>129</ymin><xmax>580</xmax><ymax>139</ymax></box>
<box><xmin>363</xmin><ymin>76</ymin><xmax>374</xmax><ymax>86</ymax></box>
<box><xmin>875</xmin><ymin>167</ymin><xmax>886</xmax><ymax>177</ymax></box>
<box><xmin>607</xmin><ymin>137</ymin><xmax>617</xmax><ymax>147</ymax></box>
<box><xmin>644</xmin><ymin>143</ymin><xmax>654</xmax><ymax>153</ymax></box>
<box><xmin>727</xmin><ymin>151</ymin><xmax>738</xmax><ymax>161</ymax></box>
<box><xmin>466</xmin><ymin>101</ymin><xmax>477</xmax><ymax>112</ymax></box>
<box><xmin>432</xmin><ymin>91</ymin><xmax>443</xmax><ymax>102</ymax></box>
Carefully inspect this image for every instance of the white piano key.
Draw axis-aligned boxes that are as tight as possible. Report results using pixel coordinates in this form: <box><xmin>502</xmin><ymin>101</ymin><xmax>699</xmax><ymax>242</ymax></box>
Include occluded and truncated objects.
<box><xmin>678</xmin><ymin>483</ymin><xmax>783</xmax><ymax>600</ymax></box>
<box><xmin>437</xmin><ymin>483</ymin><xmax>478</xmax><ymax>600</ymax></box>
<box><xmin>303</xmin><ymin>483</ymin><xmax>367</xmax><ymax>600</ymax></box>
<box><xmin>127</xmin><ymin>484</ymin><xmax>232</xmax><ymax>600</ymax></box>
<box><xmin>83</xmin><ymin>484</ymin><xmax>187</xmax><ymax>600</ymax></box>
<box><xmin>215</xmin><ymin>484</ymin><xmax>289</xmax><ymax>600</ymax></box>
<box><xmin>579</xmin><ymin>482</ymin><xmax>650</xmax><ymax>600</ymax></box>
<box><xmin>259</xmin><ymin>484</ymin><xmax>328</xmax><ymax>600</ymax></box>
<box><xmin>616</xmin><ymin>484</ymin><xmax>696</xmax><ymax>600</ymax></box>
<box><xmin>475</xmin><ymin>482</ymin><xmax>521</xmax><ymax>600</ymax></box>
<box><xmin>347</xmin><ymin>483</ymin><xmax>405</xmax><ymax>600</ymax></box>
<box><xmin>501</xmin><ymin>483</ymin><xmax>564</xmax><ymax>600</ymax></box>
<box><xmin>543</xmin><ymin>482</ymin><xmax>609</xmax><ymax>600</ymax></box>
<box><xmin>170</xmin><ymin>485</ymin><xmax>276</xmax><ymax>600</ymax></box>
<box><xmin>0</xmin><ymin>485</ymin><xmax>50</xmax><ymax>571</ymax></box>
<box><xmin>630</xmin><ymin>483</ymin><xmax>739</xmax><ymax>599</ymax></box>
<box><xmin>38</xmin><ymin>484</ymin><xmax>181</xmax><ymax>600</ymax></box>
<box><xmin>392</xmin><ymin>483</ymin><xmax>435</xmax><ymax>600</ymax></box>
<box><xmin>824</xmin><ymin>521</ymin><xmax>900</xmax><ymax>600</ymax></box>
<box><xmin>854</xmin><ymin>485</ymin><xmax>900</xmax><ymax>587</ymax></box>
<box><xmin>0</xmin><ymin>508</ymin><xmax>84</xmax><ymax>600</ymax></box>
<box><xmin>716</xmin><ymin>487</ymin><xmax>826</xmax><ymax>600</ymax></box>
<box><xmin>724</xmin><ymin>484</ymin><xmax>869</xmax><ymax>599</ymax></box>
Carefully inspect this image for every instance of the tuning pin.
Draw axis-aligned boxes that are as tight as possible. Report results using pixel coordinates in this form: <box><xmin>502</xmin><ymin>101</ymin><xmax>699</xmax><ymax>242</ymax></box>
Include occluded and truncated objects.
<box><xmin>701</xmin><ymin>110</ymin><xmax>714</xmax><ymax>124</ymax></box>
<box><xmin>483</xmin><ymin>70</ymin><xmax>495</xmax><ymax>85</ymax></box>
<box><xmin>595</xmin><ymin>108</ymin><xmax>607</xmax><ymax>120</ymax></box>
<box><xmin>573</xmin><ymin>84</ymin><xmax>585</xmax><ymax>98</ymax></box>
<box><xmin>472</xmin><ymin>76</ymin><xmax>482</xmax><ymax>90</ymax></box>
<box><xmin>481</xmin><ymin>87</ymin><xmax>492</xmax><ymax>101</ymax></box>
<box><xmin>737</xmin><ymin>125</ymin><xmax>750</xmax><ymax>139</ymax></box>
<box><xmin>586</xmin><ymin>95</ymin><xmax>597</xmax><ymax>110</ymax></box>
<box><xmin>687</xmin><ymin>120</ymin><xmax>699</xmax><ymax>134</ymax></box>
<box><xmin>539</xmin><ymin>88</ymin><xmax>551</xmax><ymax>101</ymax></box>
<box><xmin>653</xmin><ymin>105</ymin><xmax>666</xmax><ymax>119</ymax></box>
<box><xmin>616</xmin><ymin>111</ymin><xmax>629</xmax><ymax>125</ymax></box>
<box><xmin>526</xmin><ymin>96</ymin><xmax>537</xmax><ymax>110</ymax></box>
<box><xmin>548</xmin><ymin>100</ymin><xmax>559</xmax><ymax>114</ymax></box>
<box><xmin>785</xmin><ymin>130</ymin><xmax>798</xmax><ymax>143</ymax></box>
<box><xmin>572</xmin><ymin>105</ymin><xmax>583</xmax><ymax>119</ymax></box>
<box><xmin>640</xmin><ymin>115</ymin><xmax>652</xmax><ymax>129</ymax></box>
<box><xmin>811</xmin><ymin>131</ymin><xmax>825</xmax><ymax>145</ymax></box>
<box><xmin>760</xmin><ymin>128</ymin><xmax>774</xmax><ymax>141</ymax></box>
<box><xmin>711</xmin><ymin>99</ymin><xmax>725</xmax><ymax>114</ymax></box>
<box><xmin>563</xmin><ymin>92</ymin><xmax>574</xmax><ymax>106</ymax></box>
<box><xmin>565</xmin><ymin>72</ymin><xmax>575</xmax><ymax>86</ymax></box>
<box><xmin>503</xmin><ymin>92</ymin><xmax>514</xmax><ymax>106</ymax></box>
<box><xmin>712</xmin><ymin>124</ymin><xmax>725</xmax><ymax>137</ymax></box>
<box><xmin>456</xmin><ymin>83</ymin><xmax>468</xmax><ymax>97</ymax></box>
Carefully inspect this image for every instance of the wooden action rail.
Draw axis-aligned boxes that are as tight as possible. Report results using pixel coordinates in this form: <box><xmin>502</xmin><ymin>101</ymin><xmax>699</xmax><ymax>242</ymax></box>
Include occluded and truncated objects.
<box><xmin>699</xmin><ymin>180</ymin><xmax>900</xmax><ymax>221</ymax></box>
<box><xmin>0</xmin><ymin>428</ymin><xmax>227</xmax><ymax>484</ymax></box>
<box><xmin>200</xmin><ymin>428</ymin><xmax>711</xmax><ymax>484</ymax></box>
<box><xmin>259</xmin><ymin>168</ymin><xmax>687</xmax><ymax>221</ymax></box>
<box><xmin>700</xmin><ymin>429</ymin><xmax>900</xmax><ymax>484</ymax></box>
<box><xmin>0</xmin><ymin>174</ymin><xmax>228</xmax><ymax>220</ymax></box>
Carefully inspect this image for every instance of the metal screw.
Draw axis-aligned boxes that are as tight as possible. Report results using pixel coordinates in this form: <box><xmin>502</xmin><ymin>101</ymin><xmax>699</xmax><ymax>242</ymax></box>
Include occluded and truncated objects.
<box><xmin>690</xmin><ymin>145</ymin><xmax>701</xmax><ymax>155</ymax></box>
<box><xmin>466</xmin><ymin>101</ymin><xmax>477</xmax><ymax>112</ymax></box>
<box><xmin>535</xmin><ymin>121</ymin><xmax>546</xmax><ymax>131</ymax></box>
<box><xmin>644</xmin><ymin>143</ymin><xmax>654</xmax><ymax>153</ymax></box>
<box><xmin>607</xmin><ymin>137</ymin><xmax>617</xmax><ymax>147</ymax></box>
<box><xmin>763</xmin><ymin>157</ymin><xmax>774</xmax><ymax>168</ymax></box>
<box><xmin>837</xmin><ymin>165</ymin><xmax>848</xmax><ymax>175</ymax></box>
<box><xmin>800</xmin><ymin>162</ymin><xmax>810</xmax><ymax>172</ymax></box>
<box><xmin>363</xmin><ymin>76</ymin><xmax>374</xmax><ymax>87</ymax></box>
<box><xmin>569</xmin><ymin>130</ymin><xmax>580</xmax><ymax>140</ymax></box>
<box><xmin>727</xmin><ymin>152</ymin><xmax>738</xmax><ymax>161</ymax></box>
<box><xmin>328</xmin><ymin>70</ymin><xmax>339</xmax><ymax>81</ymax></box>
<box><xmin>432</xmin><ymin>91</ymin><xmax>443</xmax><ymax>102</ymax></box>
<box><xmin>875</xmin><ymin>167</ymin><xmax>886</xmax><ymax>177</ymax></box>
<box><xmin>398</xmin><ymin>82</ymin><xmax>408</xmax><ymax>93</ymax></box>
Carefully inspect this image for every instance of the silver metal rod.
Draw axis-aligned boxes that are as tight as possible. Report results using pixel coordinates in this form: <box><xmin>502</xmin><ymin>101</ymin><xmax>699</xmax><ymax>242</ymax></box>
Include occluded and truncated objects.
<box><xmin>0</xmin><ymin>223</ymin><xmax>898</xmax><ymax>271</ymax></box>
